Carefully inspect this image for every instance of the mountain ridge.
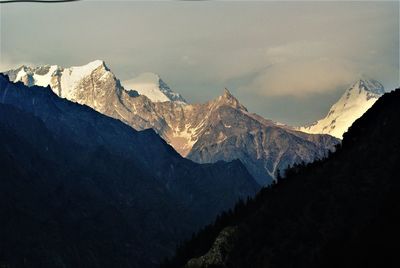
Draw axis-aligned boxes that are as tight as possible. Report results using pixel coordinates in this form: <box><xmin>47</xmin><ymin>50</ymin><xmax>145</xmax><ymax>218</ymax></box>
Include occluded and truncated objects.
<box><xmin>4</xmin><ymin>61</ymin><xmax>339</xmax><ymax>185</ymax></box>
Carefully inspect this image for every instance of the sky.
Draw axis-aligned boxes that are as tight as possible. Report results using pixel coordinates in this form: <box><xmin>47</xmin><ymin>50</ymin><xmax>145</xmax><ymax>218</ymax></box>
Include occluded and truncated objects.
<box><xmin>0</xmin><ymin>0</ymin><xmax>398</xmax><ymax>125</ymax></box>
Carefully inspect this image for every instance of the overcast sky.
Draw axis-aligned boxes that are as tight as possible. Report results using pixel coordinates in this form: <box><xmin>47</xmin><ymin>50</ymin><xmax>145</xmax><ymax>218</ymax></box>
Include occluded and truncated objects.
<box><xmin>0</xmin><ymin>1</ymin><xmax>398</xmax><ymax>125</ymax></box>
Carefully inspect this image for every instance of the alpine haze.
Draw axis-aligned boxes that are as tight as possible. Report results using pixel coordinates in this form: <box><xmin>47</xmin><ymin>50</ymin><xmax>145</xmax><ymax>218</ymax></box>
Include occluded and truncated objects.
<box><xmin>1</xmin><ymin>1</ymin><xmax>397</xmax><ymax>125</ymax></box>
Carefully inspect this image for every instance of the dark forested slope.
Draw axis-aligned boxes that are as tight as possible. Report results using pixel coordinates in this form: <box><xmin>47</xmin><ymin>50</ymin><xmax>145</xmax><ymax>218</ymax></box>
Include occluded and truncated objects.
<box><xmin>163</xmin><ymin>88</ymin><xmax>400</xmax><ymax>268</ymax></box>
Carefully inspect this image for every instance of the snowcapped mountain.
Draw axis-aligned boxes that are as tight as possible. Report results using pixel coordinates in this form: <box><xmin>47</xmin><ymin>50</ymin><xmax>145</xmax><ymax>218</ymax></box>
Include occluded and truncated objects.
<box><xmin>122</xmin><ymin>72</ymin><xmax>187</xmax><ymax>104</ymax></box>
<box><xmin>5</xmin><ymin>60</ymin><xmax>113</xmax><ymax>101</ymax></box>
<box><xmin>298</xmin><ymin>79</ymin><xmax>385</xmax><ymax>138</ymax></box>
<box><xmin>6</xmin><ymin>62</ymin><xmax>186</xmax><ymax>105</ymax></box>
<box><xmin>4</xmin><ymin>61</ymin><xmax>338</xmax><ymax>185</ymax></box>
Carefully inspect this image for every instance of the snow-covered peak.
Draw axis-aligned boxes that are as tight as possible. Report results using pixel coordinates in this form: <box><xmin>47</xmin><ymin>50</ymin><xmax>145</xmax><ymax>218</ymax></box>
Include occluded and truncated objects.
<box><xmin>350</xmin><ymin>78</ymin><xmax>385</xmax><ymax>96</ymax></box>
<box><xmin>89</xmin><ymin>59</ymin><xmax>105</xmax><ymax>67</ymax></box>
<box><xmin>11</xmin><ymin>64</ymin><xmax>60</xmax><ymax>87</ymax></box>
<box><xmin>298</xmin><ymin>79</ymin><xmax>385</xmax><ymax>138</ymax></box>
<box><xmin>8</xmin><ymin>60</ymin><xmax>107</xmax><ymax>89</ymax></box>
<box><xmin>67</xmin><ymin>60</ymin><xmax>106</xmax><ymax>77</ymax></box>
<box><xmin>5</xmin><ymin>60</ymin><xmax>116</xmax><ymax>101</ymax></box>
<box><xmin>14</xmin><ymin>66</ymin><xmax>29</xmax><ymax>82</ymax></box>
<box><xmin>122</xmin><ymin>72</ymin><xmax>187</xmax><ymax>104</ymax></box>
<box><xmin>335</xmin><ymin>78</ymin><xmax>385</xmax><ymax>108</ymax></box>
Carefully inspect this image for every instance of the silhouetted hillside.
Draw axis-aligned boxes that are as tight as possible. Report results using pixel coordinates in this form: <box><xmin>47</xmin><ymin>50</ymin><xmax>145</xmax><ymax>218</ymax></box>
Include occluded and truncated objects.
<box><xmin>0</xmin><ymin>74</ymin><xmax>259</xmax><ymax>268</ymax></box>
<box><xmin>162</xmin><ymin>88</ymin><xmax>400</xmax><ymax>268</ymax></box>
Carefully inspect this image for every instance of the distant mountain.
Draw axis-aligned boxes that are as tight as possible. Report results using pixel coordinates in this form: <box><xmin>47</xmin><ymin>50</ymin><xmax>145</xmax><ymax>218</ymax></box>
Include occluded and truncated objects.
<box><xmin>298</xmin><ymin>79</ymin><xmax>385</xmax><ymax>138</ymax></box>
<box><xmin>4</xmin><ymin>61</ymin><xmax>339</xmax><ymax>185</ymax></box>
<box><xmin>186</xmin><ymin>89</ymin><xmax>338</xmax><ymax>185</ymax></box>
<box><xmin>4</xmin><ymin>62</ymin><xmax>186</xmax><ymax>104</ymax></box>
<box><xmin>122</xmin><ymin>72</ymin><xmax>187</xmax><ymax>104</ymax></box>
<box><xmin>163</xmin><ymin>88</ymin><xmax>400</xmax><ymax>268</ymax></box>
<box><xmin>5</xmin><ymin>60</ymin><xmax>108</xmax><ymax>98</ymax></box>
<box><xmin>0</xmin><ymin>74</ymin><xmax>259</xmax><ymax>268</ymax></box>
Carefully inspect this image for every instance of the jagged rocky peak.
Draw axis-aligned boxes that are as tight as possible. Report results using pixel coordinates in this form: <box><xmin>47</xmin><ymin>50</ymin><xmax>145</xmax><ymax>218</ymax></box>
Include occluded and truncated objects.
<box><xmin>222</xmin><ymin>87</ymin><xmax>233</xmax><ymax>98</ymax></box>
<box><xmin>122</xmin><ymin>72</ymin><xmax>187</xmax><ymax>104</ymax></box>
<box><xmin>215</xmin><ymin>87</ymin><xmax>248</xmax><ymax>111</ymax></box>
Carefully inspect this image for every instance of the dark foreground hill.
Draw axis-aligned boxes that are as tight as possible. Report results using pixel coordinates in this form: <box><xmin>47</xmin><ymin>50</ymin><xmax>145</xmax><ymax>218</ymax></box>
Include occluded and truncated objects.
<box><xmin>163</xmin><ymin>88</ymin><xmax>400</xmax><ymax>268</ymax></box>
<box><xmin>0</xmin><ymin>74</ymin><xmax>259</xmax><ymax>268</ymax></box>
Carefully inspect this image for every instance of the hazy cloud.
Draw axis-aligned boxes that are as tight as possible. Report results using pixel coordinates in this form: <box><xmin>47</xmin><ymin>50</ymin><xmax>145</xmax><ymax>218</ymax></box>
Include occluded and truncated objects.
<box><xmin>0</xmin><ymin>58</ymin><xmax>36</xmax><ymax>73</ymax></box>
<box><xmin>245</xmin><ymin>58</ymin><xmax>360</xmax><ymax>97</ymax></box>
<box><xmin>242</xmin><ymin>37</ymin><xmax>397</xmax><ymax>97</ymax></box>
<box><xmin>0</xmin><ymin>1</ymin><xmax>398</xmax><ymax>124</ymax></box>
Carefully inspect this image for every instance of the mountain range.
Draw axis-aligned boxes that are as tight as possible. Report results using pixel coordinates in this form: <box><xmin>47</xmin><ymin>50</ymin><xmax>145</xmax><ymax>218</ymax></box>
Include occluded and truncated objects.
<box><xmin>163</xmin><ymin>87</ymin><xmax>400</xmax><ymax>268</ymax></box>
<box><xmin>4</xmin><ymin>60</ymin><xmax>341</xmax><ymax>185</ymax></box>
<box><xmin>0</xmin><ymin>74</ymin><xmax>259</xmax><ymax>267</ymax></box>
<box><xmin>1</xmin><ymin>60</ymin><xmax>394</xmax><ymax>268</ymax></box>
